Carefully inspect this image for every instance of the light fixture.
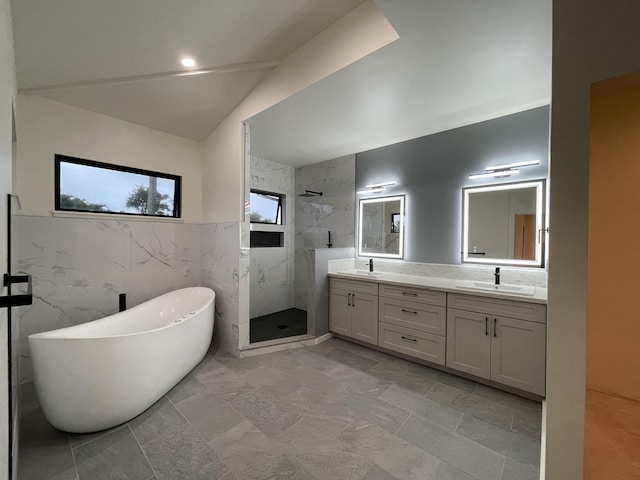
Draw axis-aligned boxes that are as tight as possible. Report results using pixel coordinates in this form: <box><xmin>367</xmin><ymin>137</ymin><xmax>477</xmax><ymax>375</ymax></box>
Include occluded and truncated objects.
<box><xmin>484</xmin><ymin>160</ymin><xmax>539</xmax><ymax>171</ymax></box>
<box><xmin>468</xmin><ymin>160</ymin><xmax>539</xmax><ymax>180</ymax></box>
<box><xmin>357</xmin><ymin>180</ymin><xmax>397</xmax><ymax>195</ymax></box>
<box><xmin>181</xmin><ymin>58</ymin><xmax>196</xmax><ymax>67</ymax></box>
<box><xmin>468</xmin><ymin>169</ymin><xmax>519</xmax><ymax>180</ymax></box>
<box><xmin>365</xmin><ymin>181</ymin><xmax>397</xmax><ymax>189</ymax></box>
<box><xmin>356</xmin><ymin>187</ymin><xmax>385</xmax><ymax>195</ymax></box>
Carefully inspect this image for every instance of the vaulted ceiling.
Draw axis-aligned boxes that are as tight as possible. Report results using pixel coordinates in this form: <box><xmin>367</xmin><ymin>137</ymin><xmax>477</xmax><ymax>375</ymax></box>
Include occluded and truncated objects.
<box><xmin>248</xmin><ymin>0</ymin><xmax>552</xmax><ymax>166</ymax></box>
<box><xmin>10</xmin><ymin>0</ymin><xmax>366</xmax><ymax>140</ymax></box>
<box><xmin>11</xmin><ymin>0</ymin><xmax>552</xmax><ymax>165</ymax></box>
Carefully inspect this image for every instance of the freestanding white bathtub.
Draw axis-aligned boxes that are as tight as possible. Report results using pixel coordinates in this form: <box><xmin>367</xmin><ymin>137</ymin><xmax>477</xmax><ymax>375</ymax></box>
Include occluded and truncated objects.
<box><xmin>28</xmin><ymin>287</ymin><xmax>215</xmax><ymax>433</ymax></box>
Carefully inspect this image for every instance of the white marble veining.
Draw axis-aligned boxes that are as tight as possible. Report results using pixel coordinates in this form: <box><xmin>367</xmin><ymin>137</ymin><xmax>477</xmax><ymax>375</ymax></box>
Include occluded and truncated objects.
<box><xmin>329</xmin><ymin>270</ymin><xmax>548</xmax><ymax>304</ymax></box>
<box><xmin>249</xmin><ymin>156</ymin><xmax>295</xmax><ymax>319</ymax></box>
<box><xmin>294</xmin><ymin>154</ymin><xmax>355</xmax><ymax>250</ymax></box>
<box><xmin>14</xmin><ymin>215</ymin><xmax>245</xmax><ymax>382</ymax></box>
<box><xmin>13</xmin><ymin>216</ymin><xmax>202</xmax><ymax>381</ymax></box>
<box><xmin>329</xmin><ymin>258</ymin><xmax>547</xmax><ymax>288</ymax></box>
<box><xmin>201</xmin><ymin>222</ymin><xmax>242</xmax><ymax>356</ymax></box>
<box><xmin>294</xmin><ymin>155</ymin><xmax>355</xmax><ymax>310</ymax></box>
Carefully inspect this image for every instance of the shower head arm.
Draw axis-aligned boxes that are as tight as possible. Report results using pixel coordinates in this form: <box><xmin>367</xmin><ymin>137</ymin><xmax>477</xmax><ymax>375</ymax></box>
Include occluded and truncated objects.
<box><xmin>299</xmin><ymin>190</ymin><xmax>323</xmax><ymax>197</ymax></box>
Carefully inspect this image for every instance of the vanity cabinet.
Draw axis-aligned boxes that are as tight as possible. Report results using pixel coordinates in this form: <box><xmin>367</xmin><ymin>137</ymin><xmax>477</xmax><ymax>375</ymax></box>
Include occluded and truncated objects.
<box><xmin>446</xmin><ymin>293</ymin><xmax>546</xmax><ymax>396</ymax></box>
<box><xmin>378</xmin><ymin>284</ymin><xmax>447</xmax><ymax>365</ymax></box>
<box><xmin>329</xmin><ymin>278</ymin><xmax>379</xmax><ymax>345</ymax></box>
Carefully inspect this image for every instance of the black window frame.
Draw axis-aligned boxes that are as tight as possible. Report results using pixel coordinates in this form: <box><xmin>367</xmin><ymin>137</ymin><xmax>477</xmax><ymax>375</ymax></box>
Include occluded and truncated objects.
<box><xmin>249</xmin><ymin>189</ymin><xmax>284</xmax><ymax>225</ymax></box>
<box><xmin>55</xmin><ymin>154</ymin><xmax>182</xmax><ymax>218</ymax></box>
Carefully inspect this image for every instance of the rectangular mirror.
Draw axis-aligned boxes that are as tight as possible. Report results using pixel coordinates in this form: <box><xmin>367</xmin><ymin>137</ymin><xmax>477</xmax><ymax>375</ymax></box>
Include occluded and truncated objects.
<box><xmin>358</xmin><ymin>195</ymin><xmax>405</xmax><ymax>258</ymax></box>
<box><xmin>462</xmin><ymin>180</ymin><xmax>545</xmax><ymax>267</ymax></box>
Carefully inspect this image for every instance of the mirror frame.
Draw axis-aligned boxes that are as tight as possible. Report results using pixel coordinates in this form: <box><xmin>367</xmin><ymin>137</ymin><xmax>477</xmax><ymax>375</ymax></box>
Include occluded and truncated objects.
<box><xmin>462</xmin><ymin>180</ymin><xmax>545</xmax><ymax>267</ymax></box>
<box><xmin>358</xmin><ymin>195</ymin><xmax>405</xmax><ymax>259</ymax></box>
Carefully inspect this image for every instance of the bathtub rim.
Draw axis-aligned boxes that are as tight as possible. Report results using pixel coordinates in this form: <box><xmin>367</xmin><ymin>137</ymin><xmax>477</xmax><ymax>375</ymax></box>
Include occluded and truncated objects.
<box><xmin>28</xmin><ymin>286</ymin><xmax>215</xmax><ymax>341</ymax></box>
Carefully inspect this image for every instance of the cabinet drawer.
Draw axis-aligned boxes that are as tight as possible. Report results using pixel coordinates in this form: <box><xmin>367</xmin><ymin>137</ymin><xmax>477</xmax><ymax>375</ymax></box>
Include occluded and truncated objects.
<box><xmin>378</xmin><ymin>322</ymin><xmax>446</xmax><ymax>366</ymax></box>
<box><xmin>379</xmin><ymin>284</ymin><xmax>446</xmax><ymax>307</ymax></box>
<box><xmin>447</xmin><ymin>293</ymin><xmax>546</xmax><ymax>324</ymax></box>
<box><xmin>379</xmin><ymin>297</ymin><xmax>446</xmax><ymax>336</ymax></box>
<box><xmin>330</xmin><ymin>277</ymin><xmax>379</xmax><ymax>295</ymax></box>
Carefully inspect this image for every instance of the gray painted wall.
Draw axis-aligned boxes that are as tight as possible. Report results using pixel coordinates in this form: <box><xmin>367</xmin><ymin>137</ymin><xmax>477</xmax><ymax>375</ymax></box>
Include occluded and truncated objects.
<box><xmin>355</xmin><ymin>105</ymin><xmax>550</xmax><ymax>264</ymax></box>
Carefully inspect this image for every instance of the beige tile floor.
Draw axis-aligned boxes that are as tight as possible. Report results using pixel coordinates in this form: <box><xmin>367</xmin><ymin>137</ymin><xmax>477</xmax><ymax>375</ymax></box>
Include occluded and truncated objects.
<box><xmin>18</xmin><ymin>338</ymin><xmax>542</xmax><ymax>480</ymax></box>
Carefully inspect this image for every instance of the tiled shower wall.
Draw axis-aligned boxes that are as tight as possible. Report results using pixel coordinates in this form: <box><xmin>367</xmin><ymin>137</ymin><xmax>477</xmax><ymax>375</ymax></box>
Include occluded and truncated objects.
<box><xmin>249</xmin><ymin>156</ymin><xmax>295</xmax><ymax>319</ymax></box>
<box><xmin>294</xmin><ymin>154</ymin><xmax>356</xmax><ymax>310</ymax></box>
<box><xmin>13</xmin><ymin>215</ymin><xmax>243</xmax><ymax>382</ymax></box>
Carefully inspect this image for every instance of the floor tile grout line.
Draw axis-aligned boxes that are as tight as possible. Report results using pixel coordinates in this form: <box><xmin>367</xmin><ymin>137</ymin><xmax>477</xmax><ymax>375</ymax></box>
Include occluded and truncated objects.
<box><xmin>426</xmin><ymin>380</ymin><xmax>535</xmax><ymax>433</ymax></box>
<box><xmin>499</xmin><ymin>455</ymin><xmax>507</xmax><ymax>480</ymax></box>
<box><xmin>134</xmin><ymin>413</ymin><xmax>190</xmax><ymax>450</ymax></box>
<box><xmin>454</xmin><ymin>411</ymin><xmax>464</xmax><ymax>432</ymax></box>
<box><xmin>396</xmin><ymin>413</ymin><xmax>506</xmax><ymax>480</ymax></box>
<box><xmin>21</xmin><ymin>341</ymin><xmax>541</xmax><ymax>480</ymax></box>
<box><xmin>70</xmin><ymin>423</ymin><xmax>129</xmax><ymax>450</ymax></box>
<box><xmin>128</xmin><ymin>424</ymin><xmax>160</xmax><ymax>480</ymax></box>
<box><xmin>394</xmin><ymin>411</ymin><xmax>413</xmax><ymax>435</ymax></box>
<box><xmin>454</xmin><ymin>417</ymin><xmax>542</xmax><ymax>470</ymax></box>
<box><xmin>66</xmin><ymin>432</ymin><xmax>80</xmax><ymax>480</ymax></box>
<box><xmin>177</xmin><ymin>407</ymin><xmax>237</xmax><ymax>479</ymax></box>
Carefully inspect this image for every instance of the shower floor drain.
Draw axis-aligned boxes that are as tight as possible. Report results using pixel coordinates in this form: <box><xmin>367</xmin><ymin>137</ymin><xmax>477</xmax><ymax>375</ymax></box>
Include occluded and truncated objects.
<box><xmin>276</xmin><ymin>324</ymin><xmax>289</xmax><ymax>330</ymax></box>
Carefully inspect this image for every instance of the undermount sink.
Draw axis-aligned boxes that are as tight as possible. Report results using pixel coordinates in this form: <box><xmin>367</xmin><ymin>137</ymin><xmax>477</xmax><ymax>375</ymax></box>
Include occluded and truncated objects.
<box><xmin>456</xmin><ymin>280</ymin><xmax>536</xmax><ymax>296</ymax></box>
<box><xmin>337</xmin><ymin>269</ymin><xmax>391</xmax><ymax>278</ymax></box>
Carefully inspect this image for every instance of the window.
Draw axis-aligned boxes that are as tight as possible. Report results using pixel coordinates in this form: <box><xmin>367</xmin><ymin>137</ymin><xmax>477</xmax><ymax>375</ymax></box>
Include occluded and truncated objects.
<box><xmin>55</xmin><ymin>154</ymin><xmax>181</xmax><ymax>218</ymax></box>
<box><xmin>250</xmin><ymin>189</ymin><xmax>284</xmax><ymax>224</ymax></box>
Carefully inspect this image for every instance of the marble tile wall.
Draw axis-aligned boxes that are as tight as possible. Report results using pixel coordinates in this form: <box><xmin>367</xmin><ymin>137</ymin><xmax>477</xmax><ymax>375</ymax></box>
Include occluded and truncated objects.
<box><xmin>249</xmin><ymin>156</ymin><xmax>295</xmax><ymax>319</ymax></box>
<box><xmin>14</xmin><ymin>215</ymin><xmax>245</xmax><ymax>382</ymax></box>
<box><xmin>201</xmin><ymin>222</ymin><xmax>243</xmax><ymax>356</ymax></box>
<box><xmin>294</xmin><ymin>155</ymin><xmax>356</xmax><ymax>310</ymax></box>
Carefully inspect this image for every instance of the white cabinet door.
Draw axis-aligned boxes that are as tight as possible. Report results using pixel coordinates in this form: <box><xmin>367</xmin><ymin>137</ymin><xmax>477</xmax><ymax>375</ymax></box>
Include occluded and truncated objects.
<box><xmin>446</xmin><ymin>308</ymin><xmax>491</xmax><ymax>380</ymax></box>
<box><xmin>329</xmin><ymin>289</ymin><xmax>352</xmax><ymax>337</ymax></box>
<box><xmin>491</xmin><ymin>316</ymin><xmax>546</xmax><ymax>396</ymax></box>
<box><xmin>351</xmin><ymin>292</ymin><xmax>378</xmax><ymax>345</ymax></box>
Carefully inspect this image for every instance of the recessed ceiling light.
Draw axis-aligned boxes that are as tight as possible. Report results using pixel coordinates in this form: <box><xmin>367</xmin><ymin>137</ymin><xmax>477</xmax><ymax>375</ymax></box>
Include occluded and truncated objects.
<box><xmin>181</xmin><ymin>58</ymin><xmax>196</xmax><ymax>68</ymax></box>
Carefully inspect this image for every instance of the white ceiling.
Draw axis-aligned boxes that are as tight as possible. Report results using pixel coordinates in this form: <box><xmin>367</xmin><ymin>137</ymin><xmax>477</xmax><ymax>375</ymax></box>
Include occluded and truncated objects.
<box><xmin>10</xmin><ymin>0</ymin><xmax>366</xmax><ymax>140</ymax></box>
<box><xmin>11</xmin><ymin>0</ymin><xmax>552</xmax><ymax>159</ymax></box>
<box><xmin>248</xmin><ymin>0</ymin><xmax>552</xmax><ymax>167</ymax></box>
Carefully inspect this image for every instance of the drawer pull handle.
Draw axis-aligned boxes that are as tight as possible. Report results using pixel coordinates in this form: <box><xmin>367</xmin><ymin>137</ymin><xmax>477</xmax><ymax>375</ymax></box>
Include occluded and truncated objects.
<box><xmin>401</xmin><ymin>292</ymin><xmax>418</xmax><ymax>296</ymax></box>
<box><xmin>401</xmin><ymin>335</ymin><xmax>417</xmax><ymax>343</ymax></box>
<box><xmin>352</xmin><ymin>293</ymin><xmax>356</xmax><ymax>307</ymax></box>
<box><xmin>348</xmin><ymin>293</ymin><xmax>351</xmax><ymax>306</ymax></box>
<box><xmin>485</xmin><ymin>317</ymin><xmax>488</xmax><ymax>336</ymax></box>
<box><xmin>494</xmin><ymin>318</ymin><xmax>497</xmax><ymax>337</ymax></box>
<box><xmin>401</xmin><ymin>309</ymin><xmax>418</xmax><ymax>315</ymax></box>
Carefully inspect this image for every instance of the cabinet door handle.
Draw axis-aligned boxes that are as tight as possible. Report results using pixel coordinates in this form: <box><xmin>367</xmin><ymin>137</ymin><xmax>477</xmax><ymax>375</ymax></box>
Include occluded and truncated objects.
<box><xmin>494</xmin><ymin>318</ymin><xmax>497</xmax><ymax>337</ymax></box>
<box><xmin>347</xmin><ymin>293</ymin><xmax>351</xmax><ymax>306</ymax></box>
<box><xmin>401</xmin><ymin>335</ymin><xmax>417</xmax><ymax>343</ymax></box>
<box><xmin>401</xmin><ymin>309</ymin><xmax>418</xmax><ymax>315</ymax></box>
<box><xmin>485</xmin><ymin>317</ymin><xmax>488</xmax><ymax>336</ymax></box>
<box><xmin>352</xmin><ymin>293</ymin><xmax>356</xmax><ymax>307</ymax></box>
<box><xmin>401</xmin><ymin>291</ymin><xmax>418</xmax><ymax>296</ymax></box>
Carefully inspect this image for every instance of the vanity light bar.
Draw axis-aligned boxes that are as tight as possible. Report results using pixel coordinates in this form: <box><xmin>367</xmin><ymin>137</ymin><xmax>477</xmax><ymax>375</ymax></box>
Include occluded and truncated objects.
<box><xmin>356</xmin><ymin>187</ymin><xmax>385</xmax><ymax>194</ymax></box>
<box><xmin>484</xmin><ymin>160</ymin><xmax>539</xmax><ymax>171</ymax></box>
<box><xmin>469</xmin><ymin>160</ymin><xmax>539</xmax><ymax>180</ymax></box>
<box><xmin>468</xmin><ymin>169</ymin><xmax>519</xmax><ymax>180</ymax></box>
<box><xmin>365</xmin><ymin>181</ymin><xmax>397</xmax><ymax>189</ymax></box>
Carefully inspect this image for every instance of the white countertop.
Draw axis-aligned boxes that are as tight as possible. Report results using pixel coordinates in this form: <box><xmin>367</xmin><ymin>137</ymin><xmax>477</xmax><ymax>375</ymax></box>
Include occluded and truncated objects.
<box><xmin>329</xmin><ymin>270</ymin><xmax>548</xmax><ymax>304</ymax></box>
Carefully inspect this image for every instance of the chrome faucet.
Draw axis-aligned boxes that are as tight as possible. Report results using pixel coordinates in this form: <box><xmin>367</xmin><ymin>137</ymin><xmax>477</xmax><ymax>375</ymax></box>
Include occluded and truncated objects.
<box><xmin>494</xmin><ymin>267</ymin><xmax>501</xmax><ymax>285</ymax></box>
<box><xmin>366</xmin><ymin>259</ymin><xmax>374</xmax><ymax>272</ymax></box>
